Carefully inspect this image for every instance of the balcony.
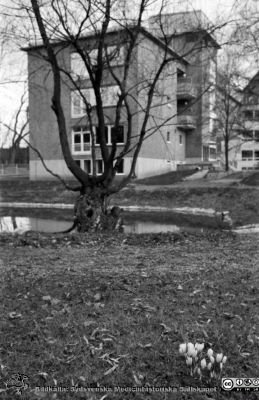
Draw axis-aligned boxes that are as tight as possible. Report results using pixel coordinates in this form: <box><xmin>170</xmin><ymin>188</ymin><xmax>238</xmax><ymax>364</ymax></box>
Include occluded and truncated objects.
<box><xmin>177</xmin><ymin>77</ymin><xmax>197</xmax><ymax>100</ymax></box>
<box><xmin>177</xmin><ymin>113</ymin><xmax>196</xmax><ymax>130</ymax></box>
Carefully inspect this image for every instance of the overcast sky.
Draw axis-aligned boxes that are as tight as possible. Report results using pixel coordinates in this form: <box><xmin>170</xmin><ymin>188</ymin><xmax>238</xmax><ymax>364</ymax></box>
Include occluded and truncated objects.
<box><xmin>0</xmin><ymin>0</ymin><xmax>248</xmax><ymax>146</ymax></box>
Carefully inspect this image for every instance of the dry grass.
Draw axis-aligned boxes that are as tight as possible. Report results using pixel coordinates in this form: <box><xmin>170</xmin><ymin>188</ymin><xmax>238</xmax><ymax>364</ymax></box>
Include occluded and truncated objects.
<box><xmin>0</xmin><ymin>231</ymin><xmax>258</xmax><ymax>399</ymax></box>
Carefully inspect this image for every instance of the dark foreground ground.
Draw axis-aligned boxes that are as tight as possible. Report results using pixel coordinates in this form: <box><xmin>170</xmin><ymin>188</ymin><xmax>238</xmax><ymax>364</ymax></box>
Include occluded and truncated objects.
<box><xmin>0</xmin><ymin>231</ymin><xmax>258</xmax><ymax>399</ymax></box>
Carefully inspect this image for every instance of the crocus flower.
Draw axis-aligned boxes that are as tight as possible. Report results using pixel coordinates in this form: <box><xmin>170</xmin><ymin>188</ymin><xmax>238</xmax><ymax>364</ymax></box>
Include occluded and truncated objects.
<box><xmin>207</xmin><ymin>348</ymin><xmax>213</xmax><ymax>357</ymax></box>
<box><xmin>209</xmin><ymin>355</ymin><xmax>215</xmax><ymax>364</ymax></box>
<box><xmin>195</xmin><ymin>343</ymin><xmax>204</xmax><ymax>352</ymax></box>
<box><xmin>216</xmin><ymin>353</ymin><xmax>223</xmax><ymax>363</ymax></box>
<box><xmin>222</xmin><ymin>356</ymin><xmax>227</xmax><ymax>363</ymax></box>
<box><xmin>187</xmin><ymin>342</ymin><xmax>195</xmax><ymax>356</ymax></box>
<box><xmin>186</xmin><ymin>356</ymin><xmax>192</xmax><ymax>366</ymax></box>
<box><xmin>200</xmin><ymin>358</ymin><xmax>206</xmax><ymax>369</ymax></box>
<box><xmin>207</xmin><ymin>362</ymin><xmax>212</xmax><ymax>370</ymax></box>
<box><xmin>179</xmin><ymin>343</ymin><xmax>187</xmax><ymax>354</ymax></box>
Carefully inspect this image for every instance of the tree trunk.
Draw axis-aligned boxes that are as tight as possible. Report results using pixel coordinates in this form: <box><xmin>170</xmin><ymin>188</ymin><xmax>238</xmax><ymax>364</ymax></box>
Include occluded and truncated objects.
<box><xmin>74</xmin><ymin>191</ymin><xmax>123</xmax><ymax>232</ymax></box>
<box><xmin>225</xmin><ymin>138</ymin><xmax>229</xmax><ymax>172</ymax></box>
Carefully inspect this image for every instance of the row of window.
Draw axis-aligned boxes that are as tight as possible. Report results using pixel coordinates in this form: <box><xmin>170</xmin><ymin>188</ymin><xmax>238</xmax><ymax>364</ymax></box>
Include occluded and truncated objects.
<box><xmin>243</xmin><ymin>94</ymin><xmax>259</xmax><ymax>105</ymax></box>
<box><xmin>72</xmin><ymin>125</ymin><xmax>125</xmax><ymax>153</ymax></box>
<box><xmin>242</xmin><ymin>150</ymin><xmax>259</xmax><ymax>160</ymax></box>
<box><xmin>241</xmin><ymin>130</ymin><xmax>259</xmax><ymax>141</ymax></box>
<box><xmin>71</xmin><ymin>46</ymin><xmax>124</xmax><ymax>79</ymax></box>
<box><xmin>74</xmin><ymin>158</ymin><xmax>125</xmax><ymax>174</ymax></box>
<box><xmin>71</xmin><ymin>86</ymin><xmax>120</xmax><ymax>117</ymax></box>
<box><xmin>243</xmin><ymin>109</ymin><xmax>259</xmax><ymax>120</ymax></box>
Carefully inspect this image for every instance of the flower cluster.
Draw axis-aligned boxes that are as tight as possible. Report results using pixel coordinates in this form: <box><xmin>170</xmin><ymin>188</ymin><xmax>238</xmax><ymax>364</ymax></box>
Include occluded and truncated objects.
<box><xmin>179</xmin><ymin>342</ymin><xmax>227</xmax><ymax>380</ymax></box>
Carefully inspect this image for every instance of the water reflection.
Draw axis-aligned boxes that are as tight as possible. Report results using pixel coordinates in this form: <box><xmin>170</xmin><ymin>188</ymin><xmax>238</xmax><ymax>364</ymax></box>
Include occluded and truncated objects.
<box><xmin>0</xmin><ymin>215</ymin><xmax>204</xmax><ymax>234</ymax></box>
<box><xmin>0</xmin><ymin>216</ymin><xmax>71</xmax><ymax>233</ymax></box>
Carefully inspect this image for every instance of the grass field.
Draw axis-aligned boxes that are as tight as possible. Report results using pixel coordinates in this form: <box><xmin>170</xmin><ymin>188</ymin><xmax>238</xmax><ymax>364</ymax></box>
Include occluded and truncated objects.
<box><xmin>0</xmin><ymin>231</ymin><xmax>258</xmax><ymax>399</ymax></box>
<box><xmin>1</xmin><ymin>178</ymin><xmax>259</xmax><ymax>226</ymax></box>
<box><xmin>134</xmin><ymin>170</ymin><xmax>197</xmax><ymax>185</ymax></box>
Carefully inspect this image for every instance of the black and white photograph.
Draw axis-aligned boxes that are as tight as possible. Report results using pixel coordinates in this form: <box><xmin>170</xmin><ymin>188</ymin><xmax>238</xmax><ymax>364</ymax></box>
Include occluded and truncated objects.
<box><xmin>0</xmin><ymin>0</ymin><xmax>258</xmax><ymax>398</ymax></box>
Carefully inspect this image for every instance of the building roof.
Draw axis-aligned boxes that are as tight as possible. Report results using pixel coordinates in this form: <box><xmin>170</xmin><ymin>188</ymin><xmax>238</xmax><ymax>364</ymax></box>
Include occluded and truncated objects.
<box><xmin>148</xmin><ymin>10</ymin><xmax>220</xmax><ymax>49</ymax></box>
<box><xmin>243</xmin><ymin>71</ymin><xmax>259</xmax><ymax>92</ymax></box>
<box><xmin>22</xmin><ymin>25</ymin><xmax>188</xmax><ymax>65</ymax></box>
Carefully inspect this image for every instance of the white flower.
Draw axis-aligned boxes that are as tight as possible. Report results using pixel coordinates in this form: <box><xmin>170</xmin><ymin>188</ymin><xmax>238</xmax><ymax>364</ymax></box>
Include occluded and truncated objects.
<box><xmin>207</xmin><ymin>348</ymin><xmax>213</xmax><ymax>357</ymax></box>
<box><xmin>195</xmin><ymin>343</ymin><xmax>205</xmax><ymax>352</ymax></box>
<box><xmin>200</xmin><ymin>358</ymin><xmax>206</xmax><ymax>369</ymax></box>
<box><xmin>179</xmin><ymin>343</ymin><xmax>187</xmax><ymax>354</ymax></box>
<box><xmin>209</xmin><ymin>356</ymin><xmax>215</xmax><ymax>364</ymax></box>
<box><xmin>187</xmin><ymin>342</ymin><xmax>196</xmax><ymax>357</ymax></box>
<box><xmin>186</xmin><ymin>356</ymin><xmax>192</xmax><ymax>366</ymax></box>
<box><xmin>207</xmin><ymin>362</ymin><xmax>212</xmax><ymax>370</ymax></box>
<box><xmin>222</xmin><ymin>356</ymin><xmax>227</xmax><ymax>364</ymax></box>
<box><xmin>216</xmin><ymin>353</ymin><xmax>223</xmax><ymax>363</ymax></box>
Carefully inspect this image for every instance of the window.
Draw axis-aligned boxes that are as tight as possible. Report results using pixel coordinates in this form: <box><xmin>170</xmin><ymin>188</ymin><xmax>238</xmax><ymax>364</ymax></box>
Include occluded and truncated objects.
<box><xmin>83</xmin><ymin>160</ymin><xmax>92</xmax><ymax>174</ymax></box>
<box><xmin>71</xmin><ymin>86</ymin><xmax>120</xmax><ymax>116</ymax></box>
<box><xmin>71</xmin><ymin>89</ymin><xmax>96</xmax><ymax>117</ymax></box>
<box><xmin>167</xmin><ymin>132</ymin><xmax>170</xmax><ymax>142</ymax></box>
<box><xmin>116</xmin><ymin>158</ymin><xmax>124</xmax><ymax>174</ymax></box>
<box><xmin>72</xmin><ymin>127</ymin><xmax>91</xmax><ymax>154</ymax></box>
<box><xmin>96</xmin><ymin>159</ymin><xmax>104</xmax><ymax>175</ymax></box>
<box><xmin>242</xmin><ymin>150</ymin><xmax>253</xmax><ymax>160</ymax></box>
<box><xmin>104</xmin><ymin>45</ymin><xmax>124</xmax><ymax>66</ymax></box>
<box><xmin>71</xmin><ymin>53</ymin><xmax>88</xmax><ymax>79</ymax></box>
<box><xmin>254</xmin><ymin>131</ymin><xmax>259</xmax><ymax>142</ymax></box>
<box><xmin>101</xmin><ymin>85</ymin><xmax>120</xmax><ymax>107</ymax></box>
<box><xmin>74</xmin><ymin>159</ymin><xmax>92</xmax><ymax>174</ymax></box>
<box><xmin>242</xmin><ymin>130</ymin><xmax>253</xmax><ymax>140</ymax></box>
<box><xmin>179</xmin><ymin>134</ymin><xmax>182</xmax><ymax>144</ymax></box>
<box><xmin>255</xmin><ymin>110</ymin><xmax>259</xmax><ymax>120</ymax></box>
<box><xmin>111</xmin><ymin>125</ymin><xmax>124</xmax><ymax>144</ymax></box>
<box><xmin>255</xmin><ymin>151</ymin><xmax>259</xmax><ymax>160</ymax></box>
<box><xmin>244</xmin><ymin>110</ymin><xmax>253</xmax><ymax>120</ymax></box>
<box><xmin>96</xmin><ymin>125</ymin><xmax>124</xmax><ymax>145</ymax></box>
<box><xmin>209</xmin><ymin>147</ymin><xmax>216</xmax><ymax>160</ymax></box>
<box><xmin>96</xmin><ymin>126</ymin><xmax>109</xmax><ymax>145</ymax></box>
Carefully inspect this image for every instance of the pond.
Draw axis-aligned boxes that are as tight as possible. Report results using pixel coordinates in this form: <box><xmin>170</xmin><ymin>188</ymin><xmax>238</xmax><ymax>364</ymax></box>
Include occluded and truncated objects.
<box><xmin>0</xmin><ymin>207</ymin><xmax>229</xmax><ymax>234</ymax></box>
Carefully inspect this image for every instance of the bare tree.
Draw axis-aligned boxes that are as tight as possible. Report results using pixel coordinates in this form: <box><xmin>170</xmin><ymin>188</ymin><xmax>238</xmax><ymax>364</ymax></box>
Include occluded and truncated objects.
<box><xmin>213</xmin><ymin>61</ymin><xmax>243</xmax><ymax>172</ymax></box>
<box><xmin>12</xmin><ymin>0</ymin><xmax>228</xmax><ymax>231</ymax></box>
<box><xmin>0</xmin><ymin>91</ymin><xmax>29</xmax><ymax>163</ymax></box>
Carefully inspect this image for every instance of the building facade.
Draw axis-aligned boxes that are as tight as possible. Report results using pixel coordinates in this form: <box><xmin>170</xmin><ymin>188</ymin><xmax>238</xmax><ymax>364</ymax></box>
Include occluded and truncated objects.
<box><xmin>25</xmin><ymin>10</ymin><xmax>220</xmax><ymax>180</ymax></box>
<box><xmin>219</xmin><ymin>73</ymin><xmax>259</xmax><ymax>171</ymax></box>
<box><xmin>238</xmin><ymin>73</ymin><xmax>259</xmax><ymax>170</ymax></box>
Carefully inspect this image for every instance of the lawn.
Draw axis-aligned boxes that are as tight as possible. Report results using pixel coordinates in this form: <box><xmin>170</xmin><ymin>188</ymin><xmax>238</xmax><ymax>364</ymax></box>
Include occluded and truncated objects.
<box><xmin>1</xmin><ymin>178</ymin><xmax>259</xmax><ymax>226</ymax></box>
<box><xmin>0</xmin><ymin>231</ymin><xmax>258</xmax><ymax>399</ymax></box>
<box><xmin>134</xmin><ymin>170</ymin><xmax>197</xmax><ymax>185</ymax></box>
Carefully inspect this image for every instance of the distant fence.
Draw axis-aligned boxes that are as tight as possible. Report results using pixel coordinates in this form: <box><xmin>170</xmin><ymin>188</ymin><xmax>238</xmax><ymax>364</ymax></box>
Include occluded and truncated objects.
<box><xmin>0</xmin><ymin>164</ymin><xmax>29</xmax><ymax>177</ymax></box>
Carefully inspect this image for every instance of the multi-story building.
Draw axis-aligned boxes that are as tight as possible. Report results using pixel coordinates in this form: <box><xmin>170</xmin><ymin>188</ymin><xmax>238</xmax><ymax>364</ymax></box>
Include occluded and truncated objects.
<box><xmin>218</xmin><ymin>72</ymin><xmax>259</xmax><ymax>171</ymax></box>
<box><xmin>238</xmin><ymin>73</ymin><xmax>259</xmax><ymax>170</ymax></box>
<box><xmin>149</xmin><ymin>10</ymin><xmax>220</xmax><ymax>164</ymax></box>
<box><xmin>24</xmin><ymin>10</ymin><xmax>220</xmax><ymax>180</ymax></box>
